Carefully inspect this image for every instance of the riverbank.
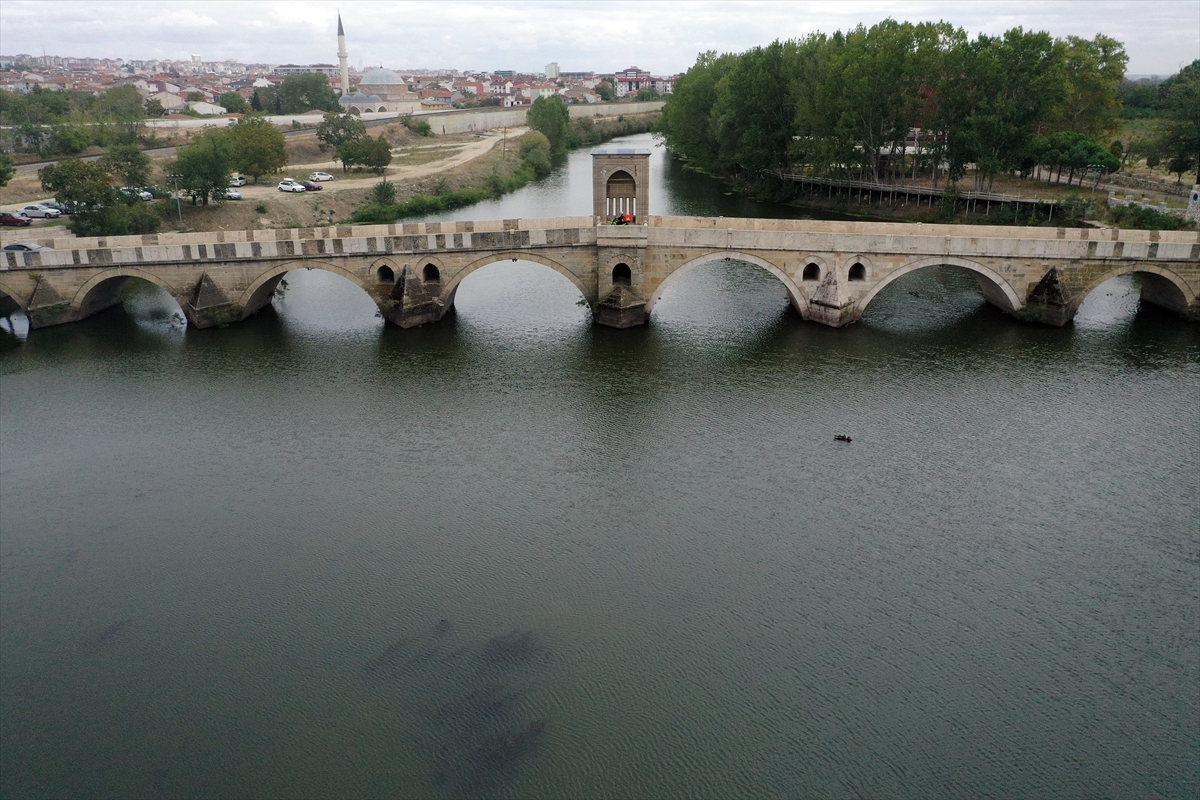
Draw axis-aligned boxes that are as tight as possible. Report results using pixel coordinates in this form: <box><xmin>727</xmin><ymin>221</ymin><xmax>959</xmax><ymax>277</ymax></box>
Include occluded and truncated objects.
<box><xmin>347</xmin><ymin>112</ymin><xmax>661</xmax><ymax>225</ymax></box>
<box><xmin>700</xmin><ymin>165</ymin><xmax>1195</xmax><ymax>229</ymax></box>
<box><xmin>1</xmin><ymin>113</ymin><xmax>661</xmax><ymax>238</ymax></box>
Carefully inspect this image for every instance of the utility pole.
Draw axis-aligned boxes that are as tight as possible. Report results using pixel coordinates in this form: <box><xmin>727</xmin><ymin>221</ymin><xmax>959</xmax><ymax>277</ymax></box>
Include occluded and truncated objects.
<box><xmin>168</xmin><ymin>173</ymin><xmax>184</xmax><ymax>226</ymax></box>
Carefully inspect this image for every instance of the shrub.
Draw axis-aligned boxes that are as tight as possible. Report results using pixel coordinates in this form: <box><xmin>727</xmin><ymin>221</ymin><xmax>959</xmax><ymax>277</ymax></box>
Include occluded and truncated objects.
<box><xmin>519</xmin><ymin>131</ymin><xmax>552</xmax><ymax>177</ymax></box>
<box><xmin>400</xmin><ymin>114</ymin><xmax>432</xmax><ymax>136</ymax></box>
<box><xmin>370</xmin><ymin>179</ymin><xmax>396</xmax><ymax>206</ymax></box>
<box><xmin>255</xmin><ymin>202</ymin><xmax>268</xmax><ymax>214</ymax></box>
<box><xmin>1109</xmin><ymin>203</ymin><xmax>1194</xmax><ymax>230</ymax></box>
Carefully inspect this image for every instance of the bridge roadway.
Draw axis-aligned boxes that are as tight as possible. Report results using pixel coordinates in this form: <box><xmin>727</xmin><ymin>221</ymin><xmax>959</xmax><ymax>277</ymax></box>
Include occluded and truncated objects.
<box><xmin>1</xmin><ymin>216</ymin><xmax>1197</xmax><ymax>330</ymax></box>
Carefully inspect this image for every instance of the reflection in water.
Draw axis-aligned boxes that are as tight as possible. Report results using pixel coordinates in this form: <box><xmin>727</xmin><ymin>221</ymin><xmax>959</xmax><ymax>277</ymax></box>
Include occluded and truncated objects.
<box><xmin>1</xmin><ymin>136</ymin><xmax>1198</xmax><ymax>800</ymax></box>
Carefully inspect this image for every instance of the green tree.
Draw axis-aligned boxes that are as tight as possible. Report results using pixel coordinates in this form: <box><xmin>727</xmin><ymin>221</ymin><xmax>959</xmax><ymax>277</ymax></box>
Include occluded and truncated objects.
<box><xmin>36</xmin><ymin>157</ymin><xmax>158</xmax><ymax>235</ymax></box>
<box><xmin>102</xmin><ymin>143</ymin><xmax>152</xmax><ymax>188</ymax></box>
<box><xmin>594</xmin><ymin>81</ymin><xmax>615</xmax><ymax>102</ymax></box>
<box><xmin>958</xmin><ymin>28</ymin><xmax>1065</xmax><ymax>190</ymax></box>
<box><xmin>1051</xmin><ymin>34</ymin><xmax>1127</xmax><ymax>137</ymax></box>
<box><xmin>0</xmin><ymin>154</ymin><xmax>13</xmax><ymax>187</ymax></box>
<box><xmin>168</xmin><ymin>129</ymin><xmax>236</xmax><ymax>205</ymax></box>
<box><xmin>527</xmin><ymin>95</ymin><xmax>570</xmax><ymax>152</ymax></box>
<box><xmin>145</xmin><ymin>98</ymin><xmax>167</xmax><ymax>117</ymax></box>
<box><xmin>251</xmin><ymin>86</ymin><xmax>280</xmax><ymax>114</ymax></box>
<box><xmin>277</xmin><ymin>73</ymin><xmax>340</xmax><ymax>114</ymax></box>
<box><xmin>710</xmin><ymin>39</ymin><xmax>799</xmax><ymax>176</ymax></box>
<box><xmin>635</xmin><ymin>86</ymin><xmax>660</xmax><ymax>101</ymax></box>
<box><xmin>1154</xmin><ymin>61</ymin><xmax>1200</xmax><ymax>183</ymax></box>
<box><xmin>97</xmin><ymin>85</ymin><xmax>146</xmax><ymax>124</ymax></box>
<box><xmin>400</xmin><ymin>114</ymin><xmax>432</xmax><ymax>136</ymax></box>
<box><xmin>316</xmin><ymin>112</ymin><xmax>367</xmax><ymax>152</ymax></box>
<box><xmin>337</xmin><ymin>138</ymin><xmax>366</xmax><ymax>172</ymax></box>
<box><xmin>360</xmin><ymin>134</ymin><xmax>393</xmax><ymax>174</ymax></box>
<box><xmin>39</xmin><ymin>158</ymin><xmax>117</xmax><ymax>209</ymax></box>
<box><xmin>229</xmin><ymin>115</ymin><xmax>288</xmax><ymax>182</ymax></box>
<box><xmin>658</xmin><ymin>50</ymin><xmax>737</xmax><ymax>171</ymax></box>
<box><xmin>186</xmin><ymin>91</ymin><xmax>205</xmax><ymax>102</ymax></box>
<box><xmin>219</xmin><ymin>91</ymin><xmax>251</xmax><ymax>114</ymax></box>
<box><xmin>519</xmin><ymin>130</ymin><xmax>552</xmax><ymax>176</ymax></box>
<box><xmin>45</xmin><ymin>123</ymin><xmax>93</xmax><ymax>156</ymax></box>
<box><xmin>369</xmin><ymin>179</ymin><xmax>396</xmax><ymax>205</ymax></box>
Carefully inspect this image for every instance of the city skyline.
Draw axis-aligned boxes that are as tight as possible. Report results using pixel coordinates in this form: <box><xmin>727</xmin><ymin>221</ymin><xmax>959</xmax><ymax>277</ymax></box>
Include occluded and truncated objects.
<box><xmin>1</xmin><ymin>0</ymin><xmax>1197</xmax><ymax>77</ymax></box>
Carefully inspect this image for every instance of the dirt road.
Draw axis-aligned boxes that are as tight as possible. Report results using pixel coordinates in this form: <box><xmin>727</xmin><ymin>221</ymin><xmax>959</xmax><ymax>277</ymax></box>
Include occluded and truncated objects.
<box><xmin>2</xmin><ymin>128</ymin><xmax>526</xmax><ymax>220</ymax></box>
<box><xmin>237</xmin><ymin>129</ymin><xmax>526</xmax><ymax>198</ymax></box>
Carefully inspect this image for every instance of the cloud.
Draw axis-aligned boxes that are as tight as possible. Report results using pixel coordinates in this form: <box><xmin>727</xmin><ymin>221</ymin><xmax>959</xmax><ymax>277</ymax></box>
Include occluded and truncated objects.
<box><xmin>0</xmin><ymin>0</ymin><xmax>1195</xmax><ymax>74</ymax></box>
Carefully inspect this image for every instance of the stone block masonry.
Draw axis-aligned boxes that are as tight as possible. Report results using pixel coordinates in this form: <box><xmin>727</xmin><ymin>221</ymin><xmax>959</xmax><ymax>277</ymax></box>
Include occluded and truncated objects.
<box><xmin>1</xmin><ymin>215</ymin><xmax>1195</xmax><ymax>332</ymax></box>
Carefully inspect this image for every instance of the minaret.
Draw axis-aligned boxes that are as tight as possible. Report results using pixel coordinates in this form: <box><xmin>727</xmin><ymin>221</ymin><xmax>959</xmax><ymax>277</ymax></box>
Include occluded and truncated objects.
<box><xmin>337</xmin><ymin>13</ymin><xmax>350</xmax><ymax>97</ymax></box>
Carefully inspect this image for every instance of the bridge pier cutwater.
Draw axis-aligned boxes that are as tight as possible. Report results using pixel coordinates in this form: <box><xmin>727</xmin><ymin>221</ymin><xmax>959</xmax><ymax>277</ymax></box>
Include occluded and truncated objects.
<box><xmin>1</xmin><ymin>157</ymin><xmax>1197</xmax><ymax>331</ymax></box>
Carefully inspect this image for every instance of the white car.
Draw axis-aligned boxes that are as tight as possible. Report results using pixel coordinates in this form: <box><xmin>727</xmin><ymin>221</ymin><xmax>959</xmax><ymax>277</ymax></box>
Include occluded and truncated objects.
<box><xmin>18</xmin><ymin>204</ymin><xmax>62</xmax><ymax>219</ymax></box>
<box><xmin>229</xmin><ymin>175</ymin><xmax>247</xmax><ymax>187</ymax></box>
<box><xmin>308</xmin><ymin>172</ymin><xmax>334</xmax><ymax>182</ymax></box>
<box><xmin>120</xmin><ymin>187</ymin><xmax>153</xmax><ymax>201</ymax></box>
<box><xmin>278</xmin><ymin>179</ymin><xmax>306</xmax><ymax>193</ymax></box>
<box><xmin>224</xmin><ymin>189</ymin><xmax>243</xmax><ymax>200</ymax></box>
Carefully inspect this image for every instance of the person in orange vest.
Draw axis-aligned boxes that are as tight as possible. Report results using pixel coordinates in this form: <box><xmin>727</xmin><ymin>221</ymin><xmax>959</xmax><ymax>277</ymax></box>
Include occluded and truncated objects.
<box><xmin>622</xmin><ymin>212</ymin><xmax>633</xmax><ymax>224</ymax></box>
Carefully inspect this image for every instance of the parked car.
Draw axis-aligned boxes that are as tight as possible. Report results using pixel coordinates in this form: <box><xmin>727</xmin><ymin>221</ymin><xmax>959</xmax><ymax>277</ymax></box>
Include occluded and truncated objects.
<box><xmin>229</xmin><ymin>175</ymin><xmax>247</xmax><ymax>187</ymax></box>
<box><xmin>0</xmin><ymin>212</ymin><xmax>32</xmax><ymax>227</ymax></box>
<box><xmin>300</xmin><ymin>180</ymin><xmax>322</xmax><ymax>191</ymax></box>
<box><xmin>119</xmin><ymin>187</ymin><xmax>153</xmax><ymax>201</ymax></box>
<box><xmin>224</xmin><ymin>189</ymin><xmax>243</xmax><ymax>200</ymax></box>
<box><xmin>278</xmin><ymin>179</ymin><xmax>306</xmax><ymax>193</ymax></box>
<box><xmin>18</xmin><ymin>204</ymin><xmax>61</xmax><ymax>219</ymax></box>
<box><xmin>308</xmin><ymin>172</ymin><xmax>334</xmax><ymax>182</ymax></box>
<box><xmin>2</xmin><ymin>242</ymin><xmax>51</xmax><ymax>251</ymax></box>
<box><xmin>41</xmin><ymin>201</ymin><xmax>70</xmax><ymax>215</ymax></box>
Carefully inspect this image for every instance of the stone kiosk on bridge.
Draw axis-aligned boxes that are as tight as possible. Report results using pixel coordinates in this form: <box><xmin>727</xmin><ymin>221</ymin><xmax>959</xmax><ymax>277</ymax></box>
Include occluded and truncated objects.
<box><xmin>1</xmin><ymin>164</ymin><xmax>1198</xmax><ymax>332</ymax></box>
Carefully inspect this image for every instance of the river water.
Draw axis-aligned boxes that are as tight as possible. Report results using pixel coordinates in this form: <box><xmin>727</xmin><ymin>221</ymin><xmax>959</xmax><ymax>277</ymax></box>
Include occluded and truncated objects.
<box><xmin>1</xmin><ymin>134</ymin><xmax>1197</xmax><ymax>799</ymax></box>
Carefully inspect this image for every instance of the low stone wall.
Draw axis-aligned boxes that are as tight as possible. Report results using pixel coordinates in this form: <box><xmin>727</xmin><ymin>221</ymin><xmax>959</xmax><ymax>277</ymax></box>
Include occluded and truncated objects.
<box><xmin>10</xmin><ymin>214</ymin><xmax>1198</xmax><ymax>258</ymax></box>
<box><xmin>415</xmin><ymin>101</ymin><xmax>664</xmax><ymax>135</ymax></box>
<box><xmin>1103</xmin><ymin>173</ymin><xmax>1192</xmax><ymax>197</ymax></box>
<box><xmin>1107</xmin><ymin>186</ymin><xmax>1200</xmax><ymax>223</ymax></box>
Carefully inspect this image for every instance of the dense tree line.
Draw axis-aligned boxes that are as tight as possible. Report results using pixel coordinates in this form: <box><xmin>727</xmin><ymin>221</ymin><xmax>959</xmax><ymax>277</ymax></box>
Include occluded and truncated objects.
<box><xmin>251</xmin><ymin>74</ymin><xmax>340</xmax><ymax>115</ymax></box>
<box><xmin>658</xmin><ymin>21</ymin><xmax>1185</xmax><ymax>190</ymax></box>
<box><xmin>38</xmin><ymin>158</ymin><xmax>162</xmax><ymax>236</ymax></box>
<box><xmin>315</xmin><ymin>113</ymin><xmax>393</xmax><ymax>173</ymax></box>
<box><xmin>167</xmin><ymin>116</ymin><xmax>290</xmax><ymax>203</ymax></box>
<box><xmin>0</xmin><ymin>84</ymin><xmax>154</xmax><ymax>155</ymax></box>
<box><xmin>527</xmin><ymin>96</ymin><xmax>659</xmax><ymax>152</ymax></box>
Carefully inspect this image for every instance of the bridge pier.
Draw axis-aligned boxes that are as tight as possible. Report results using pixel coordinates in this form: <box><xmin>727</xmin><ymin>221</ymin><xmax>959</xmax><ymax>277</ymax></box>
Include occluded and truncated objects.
<box><xmin>25</xmin><ymin>277</ymin><xmax>77</xmax><ymax>328</ymax></box>
<box><xmin>181</xmin><ymin>272</ymin><xmax>244</xmax><ymax>329</ymax></box>
<box><xmin>595</xmin><ymin>222</ymin><xmax>649</xmax><ymax>328</ymax></box>
<box><xmin>806</xmin><ymin>272</ymin><xmax>858</xmax><ymax>327</ymax></box>
<box><xmin>381</xmin><ymin>264</ymin><xmax>453</xmax><ymax>328</ymax></box>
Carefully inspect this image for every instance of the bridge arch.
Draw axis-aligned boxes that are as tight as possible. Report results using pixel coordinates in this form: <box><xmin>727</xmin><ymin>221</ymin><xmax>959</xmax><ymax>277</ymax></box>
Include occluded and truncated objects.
<box><xmin>0</xmin><ymin>279</ymin><xmax>29</xmax><ymax>313</ymax></box>
<box><xmin>1075</xmin><ymin>264</ymin><xmax>1195</xmax><ymax>317</ymax></box>
<box><xmin>441</xmin><ymin>251</ymin><xmax>591</xmax><ymax>305</ymax></box>
<box><xmin>239</xmin><ymin>260</ymin><xmax>376</xmax><ymax>314</ymax></box>
<box><xmin>856</xmin><ymin>255</ymin><xmax>1023</xmax><ymax>316</ymax></box>
<box><xmin>372</xmin><ymin>256</ymin><xmax>400</xmax><ymax>285</ymax></box>
<box><xmin>72</xmin><ymin>268</ymin><xmax>181</xmax><ymax>317</ymax></box>
<box><xmin>644</xmin><ymin>251</ymin><xmax>809</xmax><ymax>317</ymax></box>
<box><xmin>798</xmin><ymin>255</ymin><xmax>833</xmax><ymax>284</ymax></box>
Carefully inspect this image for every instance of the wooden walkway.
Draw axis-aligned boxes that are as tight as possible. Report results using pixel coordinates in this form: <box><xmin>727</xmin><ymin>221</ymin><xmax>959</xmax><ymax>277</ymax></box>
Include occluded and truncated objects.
<box><xmin>778</xmin><ymin>172</ymin><xmax>1061</xmax><ymax>212</ymax></box>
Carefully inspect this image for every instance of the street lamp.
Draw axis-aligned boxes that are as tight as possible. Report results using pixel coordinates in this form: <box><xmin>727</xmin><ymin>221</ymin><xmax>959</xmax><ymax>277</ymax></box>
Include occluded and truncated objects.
<box><xmin>168</xmin><ymin>173</ymin><xmax>184</xmax><ymax>226</ymax></box>
<box><xmin>1087</xmin><ymin>163</ymin><xmax>1106</xmax><ymax>198</ymax></box>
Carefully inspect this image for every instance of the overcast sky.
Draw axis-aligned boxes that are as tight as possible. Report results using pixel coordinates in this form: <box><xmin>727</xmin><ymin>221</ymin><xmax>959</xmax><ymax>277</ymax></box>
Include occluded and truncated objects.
<box><xmin>1</xmin><ymin>0</ymin><xmax>1197</xmax><ymax>77</ymax></box>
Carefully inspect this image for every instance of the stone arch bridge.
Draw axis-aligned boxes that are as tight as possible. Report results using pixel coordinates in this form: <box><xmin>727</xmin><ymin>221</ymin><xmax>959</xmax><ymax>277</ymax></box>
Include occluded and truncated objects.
<box><xmin>1</xmin><ymin>215</ymin><xmax>1197</xmax><ymax>331</ymax></box>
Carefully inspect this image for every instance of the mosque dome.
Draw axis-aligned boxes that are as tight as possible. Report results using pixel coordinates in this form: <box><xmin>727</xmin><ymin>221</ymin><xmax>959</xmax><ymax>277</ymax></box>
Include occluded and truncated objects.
<box><xmin>359</xmin><ymin>68</ymin><xmax>404</xmax><ymax>86</ymax></box>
